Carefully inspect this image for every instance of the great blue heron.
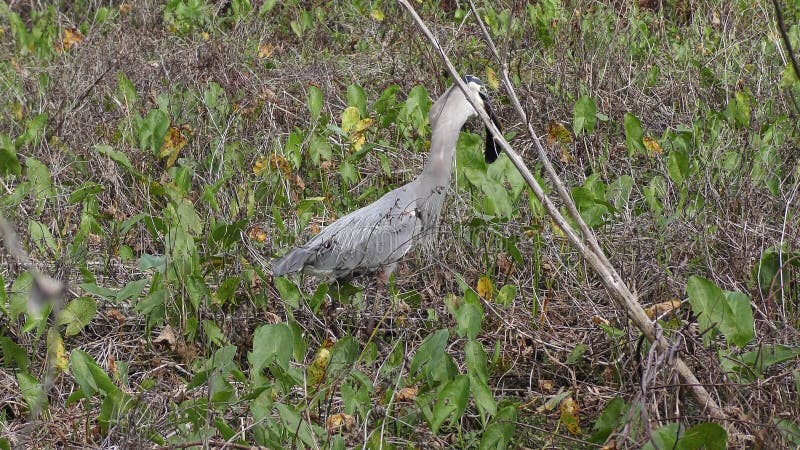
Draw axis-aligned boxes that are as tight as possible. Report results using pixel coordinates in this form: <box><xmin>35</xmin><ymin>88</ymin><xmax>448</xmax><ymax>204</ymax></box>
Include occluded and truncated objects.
<box><xmin>272</xmin><ymin>75</ymin><xmax>501</xmax><ymax>281</ymax></box>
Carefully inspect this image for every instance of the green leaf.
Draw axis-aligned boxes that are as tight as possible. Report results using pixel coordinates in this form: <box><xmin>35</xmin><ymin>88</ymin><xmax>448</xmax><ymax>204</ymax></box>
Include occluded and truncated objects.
<box><xmin>667</xmin><ymin>148</ymin><xmax>689</xmax><ymax>185</ymax></box>
<box><xmin>733</xmin><ymin>344</ymin><xmax>800</xmax><ymax>377</ymax></box>
<box><xmin>678</xmin><ymin>422</ymin><xmax>727</xmax><ymax>450</ymax></box>
<box><xmin>307</xmin><ymin>85</ymin><xmax>323</xmax><ymax>121</ymax></box>
<box><xmin>17</xmin><ymin>372</ymin><xmax>47</xmax><ymax>413</ymax></box>
<box><xmin>274</xmin><ymin>277</ymin><xmax>301</xmax><ymax>309</ymax></box>
<box><xmin>69</xmin><ymin>181</ymin><xmax>104</xmax><ymax>204</ymax></box>
<box><xmin>0</xmin><ymin>336</ymin><xmax>29</xmax><ymax>370</ymax></box>
<box><xmin>117</xmin><ymin>71</ymin><xmax>138</xmax><ymax>108</ymax></box>
<box><xmin>25</xmin><ymin>157</ymin><xmax>52</xmax><ymax>213</ymax></box>
<box><xmin>623</xmin><ymin>112</ymin><xmax>646</xmax><ymax>156</ymax></box>
<box><xmin>94</xmin><ymin>144</ymin><xmax>134</xmax><ymax>171</ymax></box>
<box><xmin>327</xmin><ymin>336</ymin><xmax>359</xmax><ymax>381</ymax></box>
<box><xmin>466</xmin><ymin>340</ymin><xmax>496</xmax><ymax>421</ymax></box>
<box><xmin>346</xmin><ymin>84</ymin><xmax>368</xmax><ymax>117</ymax></box>
<box><xmin>56</xmin><ymin>297</ymin><xmax>97</xmax><ymax>336</ymax></box>
<box><xmin>479</xmin><ymin>404</ymin><xmax>517</xmax><ymax>449</ymax></box>
<box><xmin>249</xmin><ymin>323</ymin><xmax>293</xmax><ymax>383</ymax></box>
<box><xmin>410</xmin><ymin>329</ymin><xmax>450</xmax><ymax>380</ymax></box>
<box><xmin>686</xmin><ymin>276</ymin><xmax>754</xmax><ymax>348</ymax></box>
<box><xmin>446</xmin><ymin>291</ymin><xmax>483</xmax><ymax>339</ymax></box>
<box><xmin>643</xmin><ymin>423</ymin><xmax>680</xmax><ymax>450</ymax></box>
<box><xmin>276</xmin><ymin>403</ymin><xmax>318</xmax><ymax>447</ymax></box>
<box><xmin>0</xmin><ymin>134</ymin><xmax>21</xmax><ymax>176</ymax></box>
<box><xmin>573</xmin><ymin>95</ymin><xmax>597</xmax><ymax>134</ymax></box>
<box><xmin>566</xmin><ymin>343</ymin><xmax>588</xmax><ymax>365</ymax></box>
<box><xmin>28</xmin><ymin>220</ymin><xmax>58</xmax><ymax>254</ymax></box>
<box><xmin>80</xmin><ymin>282</ymin><xmax>118</xmax><ymax>301</ymax></box>
<box><xmin>496</xmin><ymin>284</ymin><xmax>517</xmax><ymax>307</ymax></box>
<box><xmin>9</xmin><ymin>272</ymin><xmax>34</xmax><ymax>321</ymax></box>
<box><xmin>775</xmin><ymin>419</ymin><xmax>800</xmax><ymax>446</ymax></box>
<box><xmin>430</xmin><ymin>374</ymin><xmax>469</xmax><ymax>434</ymax></box>
<box><xmin>70</xmin><ymin>349</ymin><xmax>117</xmax><ymax>397</ymax></box>
<box><xmin>725</xmin><ymin>91</ymin><xmax>751</xmax><ymax>128</ymax></box>
<box><xmin>116</xmin><ymin>279</ymin><xmax>148</xmax><ymax>303</ymax></box>
<box><xmin>723</xmin><ymin>291</ymin><xmax>755</xmax><ymax>347</ymax></box>
<box><xmin>309</xmin><ymin>132</ymin><xmax>332</xmax><ymax>166</ymax></box>
<box><xmin>590</xmin><ymin>396</ymin><xmax>628</xmax><ymax>443</ymax></box>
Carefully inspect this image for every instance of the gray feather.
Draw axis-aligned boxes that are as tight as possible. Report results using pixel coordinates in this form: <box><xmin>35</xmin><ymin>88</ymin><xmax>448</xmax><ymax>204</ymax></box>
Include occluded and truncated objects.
<box><xmin>272</xmin><ymin>247</ymin><xmax>314</xmax><ymax>276</ymax></box>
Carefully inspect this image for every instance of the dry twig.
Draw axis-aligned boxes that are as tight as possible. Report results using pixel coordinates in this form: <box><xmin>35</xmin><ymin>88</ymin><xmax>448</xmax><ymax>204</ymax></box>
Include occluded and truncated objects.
<box><xmin>397</xmin><ymin>0</ymin><xmax>730</xmax><ymax>425</ymax></box>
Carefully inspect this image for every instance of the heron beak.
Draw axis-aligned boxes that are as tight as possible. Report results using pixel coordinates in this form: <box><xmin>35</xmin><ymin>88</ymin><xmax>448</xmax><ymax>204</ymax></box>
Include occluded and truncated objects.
<box><xmin>480</xmin><ymin>92</ymin><xmax>502</xmax><ymax>163</ymax></box>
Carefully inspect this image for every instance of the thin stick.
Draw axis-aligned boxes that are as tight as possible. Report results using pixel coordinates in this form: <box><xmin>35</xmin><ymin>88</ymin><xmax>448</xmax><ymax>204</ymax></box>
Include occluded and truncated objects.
<box><xmin>397</xmin><ymin>0</ymin><xmax>728</xmax><ymax>422</ymax></box>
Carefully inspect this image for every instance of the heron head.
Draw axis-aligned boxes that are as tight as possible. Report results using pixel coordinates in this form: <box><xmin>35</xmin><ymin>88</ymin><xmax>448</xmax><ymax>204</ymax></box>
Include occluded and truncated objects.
<box><xmin>462</xmin><ymin>75</ymin><xmax>502</xmax><ymax>163</ymax></box>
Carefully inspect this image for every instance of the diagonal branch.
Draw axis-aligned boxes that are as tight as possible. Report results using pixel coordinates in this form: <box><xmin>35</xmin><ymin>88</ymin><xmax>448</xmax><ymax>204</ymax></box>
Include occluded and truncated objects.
<box><xmin>397</xmin><ymin>0</ymin><xmax>729</xmax><ymax>423</ymax></box>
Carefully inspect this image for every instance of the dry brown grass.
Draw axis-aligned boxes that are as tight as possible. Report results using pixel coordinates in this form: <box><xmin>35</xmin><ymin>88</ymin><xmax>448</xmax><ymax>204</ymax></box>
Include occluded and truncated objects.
<box><xmin>1</xmin><ymin>0</ymin><xmax>800</xmax><ymax>448</ymax></box>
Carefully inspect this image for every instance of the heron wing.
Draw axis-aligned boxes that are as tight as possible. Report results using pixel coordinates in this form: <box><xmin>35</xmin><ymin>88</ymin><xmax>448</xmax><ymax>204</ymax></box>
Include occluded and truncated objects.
<box><xmin>302</xmin><ymin>187</ymin><xmax>422</xmax><ymax>278</ymax></box>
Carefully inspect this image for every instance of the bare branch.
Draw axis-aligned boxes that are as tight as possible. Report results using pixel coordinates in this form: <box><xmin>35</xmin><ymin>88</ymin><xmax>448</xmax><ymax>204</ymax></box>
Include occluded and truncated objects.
<box><xmin>397</xmin><ymin>0</ymin><xmax>730</xmax><ymax>423</ymax></box>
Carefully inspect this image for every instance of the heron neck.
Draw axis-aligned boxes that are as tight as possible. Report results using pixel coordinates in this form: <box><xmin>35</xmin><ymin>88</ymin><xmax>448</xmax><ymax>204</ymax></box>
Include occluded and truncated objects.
<box><xmin>418</xmin><ymin>119</ymin><xmax>464</xmax><ymax>186</ymax></box>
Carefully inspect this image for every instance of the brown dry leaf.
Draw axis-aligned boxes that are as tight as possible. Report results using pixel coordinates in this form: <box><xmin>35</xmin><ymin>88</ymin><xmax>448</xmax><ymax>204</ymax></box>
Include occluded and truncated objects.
<box><xmin>645</xmin><ymin>299</ymin><xmax>682</xmax><ymax>319</ymax></box>
<box><xmin>154</xmin><ymin>325</ymin><xmax>178</xmax><ymax>350</ymax></box>
<box><xmin>106</xmin><ymin>308</ymin><xmax>126</xmax><ymax>324</ymax></box>
<box><xmin>591</xmin><ymin>315</ymin><xmax>610</xmax><ymax>326</ymax></box>
<box><xmin>319</xmin><ymin>160</ymin><xmax>333</xmax><ymax>171</ymax></box>
<box><xmin>538</xmin><ymin>379</ymin><xmax>554</xmax><ymax>392</ymax></box>
<box><xmin>248</xmin><ymin>226</ymin><xmax>267</xmax><ymax>243</ymax></box>
<box><xmin>258</xmin><ymin>43</ymin><xmax>275</xmax><ymax>59</ymax></box>
<box><xmin>496</xmin><ymin>252</ymin><xmax>513</xmax><ymax>274</ymax></box>
<box><xmin>643</xmin><ymin>136</ymin><xmax>663</xmax><ymax>156</ymax></box>
<box><xmin>476</xmin><ymin>276</ymin><xmax>493</xmax><ymax>300</ymax></box>
<box><xmin>326</xmin><ymin>413</ymin><xmax>355</xmax><ymax>432</ymax></box>
<box><xmin>601</xmin><ymin>440</ymin><xmax>618</xmax><ymax>450</ymax></box>
<box><xmin>293</xmin><ymin>174</ymin><xmax>305</xmax><ymax>190</ymax></box>
<box><xmin>118</xmin><ymin>3</ymin><xmax>132</xmax><ymax>14</ymax></box>
<box><xmin>308</xmin><ymin>223</ymin><xmax>321</xmax><ymax>236</ymax></box>
<box><xmin>559</xmin><ymin>396</ymin><xmax>582</xmax><ymax>435</ymax></box>
<box><xmin>108</xmin><ymin>354</ymin><xmax>117</xmax><ymax>376</ymax></box>
<box><xmin>58</xmin><ymin>28</ymin><xmax>83</xmax><ymax>53</ymax></box>
<box><xmin>264</xmin><ymin>312</ymin><xmax>282</xmax><ymax>324</ymax></box>
<box><xmin>159</xmin><ymin>125</ymin><xmax>189</xmax><ymax>168</ymax></box>
<box><xmin>268</xmin><ymin>154</ymin><xmax>291</xmax><ymax>176</ymax></box>
<box><xmin>395</xmin><ymin>386</ymin><xmax>418</xmax><ymax>402</ymax></box>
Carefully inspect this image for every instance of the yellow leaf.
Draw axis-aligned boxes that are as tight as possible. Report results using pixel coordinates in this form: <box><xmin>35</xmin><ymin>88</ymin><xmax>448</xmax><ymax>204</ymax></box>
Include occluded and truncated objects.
<box><xmin>371</xmin><ymin>8</ymin><xmax>385</xmax><ymax>21</ymax></box>
<box><xmin>12</xmin><ymin>102</ymin><xmax>23</xmax><ymax>122</ymax></box>
<box><xmin>258</xmin><ymin>43</ymin><xmax>275</xmax><ymax>59</ymax></box>
<box><xmin>308</xmin><ymin>343</ymin><xmax>332</xmax><ymax>386</ymax></box>
<box><xmin>247</xmin><ymin>226</ymin><xmax>267</xmax><ymax>243</ymax></box>
<box><xmin>354</xmin><ymin>117</ymin><xmax>374</xmax><ymax>133</ymax></box>
<box><xmin>159</xmin><ymin>125</ymin><xmax>189</xmax><ymax>168</ymax></box>
<box><xmin>253</xmin><ymin>156</ymin><xmax>267</xmax><ymax>175</ymax></box>
<box><xmin>58</xmin><ymin>28</ymin><xmax>83</xmax><ymax>53</ymax></box>
<box><xmin>560</xmin><ymin>396</ymin><xmax>582</xmax><ymax>435</ymax></box>
<box><xmin>644</xmin><ymin>299</ymin><xmax>682</xmax><ymax>319</ymax></box>
<box><xmin>326</xmin><ymin>413</ymin><xmax>355</xmax><ymax>432</ymax></box>
<box><xmin>546</xmin><ymin>120</ymin><xmax>573</xmax><ymax>145</ymax></box>
<box><xmin>118</xmin><ymin>3</ymin><xmax>132</xmax><ymax>14</ymax></box>
<box><xmin>643</xmin><ymin>136</ymin><xmax>663</xmax><ymax>155</ymax></box>
<box><xmin>477</xmin><ymin>275</ymin><xmax>493</xmax><ymax>300</ymax></box>
<box><xmin>47</xmin><ymin>328</ymin><xmax>69</xmax><ymax>373</ymax></box>
<box><xmin>341</xmin><ymin>106</ymin><xmax>361</xmax><ymax>133</ymax></box>
<box><xmin>485</xmin><ymin>67</ymin><xmax>500</xmax><ymax>90</ymax></box>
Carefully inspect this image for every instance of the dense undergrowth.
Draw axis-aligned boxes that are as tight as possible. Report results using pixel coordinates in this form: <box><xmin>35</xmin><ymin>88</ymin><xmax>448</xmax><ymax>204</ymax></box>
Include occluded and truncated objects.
<box><xmin>1</xmin><ymin>0</ymin><xmax>799</xmax><ymax>448</ymax></box>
